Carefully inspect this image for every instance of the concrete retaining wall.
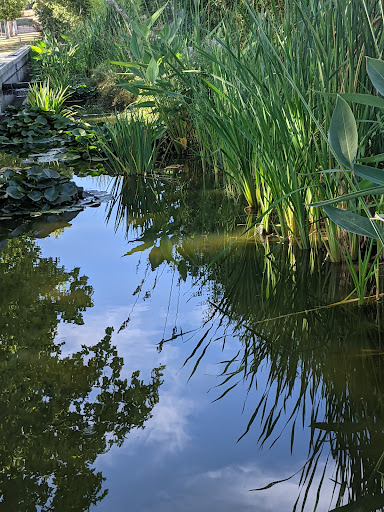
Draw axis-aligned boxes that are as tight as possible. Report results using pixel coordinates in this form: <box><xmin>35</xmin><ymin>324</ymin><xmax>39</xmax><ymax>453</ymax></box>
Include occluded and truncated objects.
<box><xmin>0</xmin><ymin>46</ymin><xmax>30</xmax><ymax>113</ymax></box>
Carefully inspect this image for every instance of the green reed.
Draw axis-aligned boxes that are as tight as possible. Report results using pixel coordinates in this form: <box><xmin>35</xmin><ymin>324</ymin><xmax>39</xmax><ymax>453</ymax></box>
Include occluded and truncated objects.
<box><xmin>97</xmin><ymin>113</ymin><xmax>161</xmax><ymax>175</ymax></box>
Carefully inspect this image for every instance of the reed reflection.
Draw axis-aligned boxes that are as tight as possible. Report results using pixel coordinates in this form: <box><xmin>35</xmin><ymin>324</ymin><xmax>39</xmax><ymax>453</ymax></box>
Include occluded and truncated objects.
<box><xmin>109</xmin><ymin>171</ymin><xmax>384</xmax><ymax>511</ymax></box>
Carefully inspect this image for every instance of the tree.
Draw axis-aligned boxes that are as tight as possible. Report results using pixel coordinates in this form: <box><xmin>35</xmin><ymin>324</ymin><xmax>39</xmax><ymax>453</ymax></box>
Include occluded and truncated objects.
<box><xmin>0</xmin><ymin>0</ymin><xmax>24</xmax><ymax>21</ymax></box>
<box><xmin>0</xmin><ymin>0</ymin><xmax>24</xmax><ymax>38</ymax></box>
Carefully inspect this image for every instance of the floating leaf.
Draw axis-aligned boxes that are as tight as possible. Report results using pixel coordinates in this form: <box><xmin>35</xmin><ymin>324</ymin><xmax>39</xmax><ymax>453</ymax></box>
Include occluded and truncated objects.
<box><xmin>28</xmin><ymin>190</ymin><xmax>43</xmax><ymax>202</ymax></box>
<box><xmin>6</xmin><ymin>186</ymin><xmax>24</xmax><ymax>199</ymax></box>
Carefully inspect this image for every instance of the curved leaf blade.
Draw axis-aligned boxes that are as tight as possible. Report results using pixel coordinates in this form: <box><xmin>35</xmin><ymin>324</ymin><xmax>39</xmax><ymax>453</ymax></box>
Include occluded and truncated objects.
<box><xmin>328</xmin><ymin>95</ymin><xmax>358</xmax><ymax>168</ymax></box>
<box><xmin>323</xmin><ymin>205</ymin><xmax>384</xmax><ymax>239</ymax></box>
<box><xmin>367</xmin><ymin>56</ymin><xmax>384</xmax><ymax>97</ymax></box>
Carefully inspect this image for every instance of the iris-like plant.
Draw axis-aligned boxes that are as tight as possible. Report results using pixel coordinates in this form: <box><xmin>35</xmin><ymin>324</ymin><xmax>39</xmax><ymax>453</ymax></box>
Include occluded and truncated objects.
<box><xmin>97</xmin><ymin>113</ymin><xmax>162</xmax><ymax>175</ymax></box>
<box><xmin>27</xmin><ymin>80</ymin><xmax>73</xmax><ymax>117</ymax></box>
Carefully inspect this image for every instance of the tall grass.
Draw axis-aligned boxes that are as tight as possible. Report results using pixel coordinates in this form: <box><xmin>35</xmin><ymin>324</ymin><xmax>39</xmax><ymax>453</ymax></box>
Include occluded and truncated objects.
<box><xmin>121</xmin><ymin>0</ymin><xmax>383</xmax><ymax>258</ymax></box>
<box><xmin>27</xmin><ymin>80</ymin><xmax>72</xmax><ymax>116</ymax></box>
<box><xmin>98</xmin><ymin>113</ymin><xmax>162</xmax><ymax>175</ymax></box>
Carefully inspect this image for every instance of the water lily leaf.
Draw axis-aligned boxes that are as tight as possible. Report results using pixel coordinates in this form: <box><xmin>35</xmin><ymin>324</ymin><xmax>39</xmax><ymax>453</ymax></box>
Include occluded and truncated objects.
<box><xmin>35</xmin><ymin>115</ymin><xmax>48</xmax><ymax>125</ymax></box>
<box><xmin>6</xmin><ymin>186</ymin><xmax>24</xmax><ymax>199</ymax></box>
<box><xmin>44</xmin><ymin>187</ymin><xmax>59</xmax><ymax>202</ymax></box>
<box><xmin>328</xmin><ymin>95</ymin><xmax>358</xmax><ymax>168</ymax></box>
<box><xmin>323</xmin><ymin>205</ymin><xmax>384</xmax><ymax>240</ymax></box>
<box><xmin>43</xmin><ymin>168</ymin><xmax>61</xmax><ymax>179</ymax></box>
<box><xmin>28</xmin><ymin>190</ymin><xmax>43</xmax><ymax>202</ymax></box>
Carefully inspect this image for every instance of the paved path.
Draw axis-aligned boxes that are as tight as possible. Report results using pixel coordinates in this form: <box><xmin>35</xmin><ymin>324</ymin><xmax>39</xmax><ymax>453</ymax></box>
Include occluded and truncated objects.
<box><xmin>0</xmin><ymin>10</ymin><xmax>40</xmax><ymax>58</ymax></box>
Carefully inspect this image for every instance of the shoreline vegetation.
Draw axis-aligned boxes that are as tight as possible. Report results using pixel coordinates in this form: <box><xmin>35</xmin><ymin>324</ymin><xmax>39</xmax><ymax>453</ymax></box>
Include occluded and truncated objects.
<box><xmin>2</xmin><ymin>0</ymin><xmax>384</xmax><ymax>303</ymax></box>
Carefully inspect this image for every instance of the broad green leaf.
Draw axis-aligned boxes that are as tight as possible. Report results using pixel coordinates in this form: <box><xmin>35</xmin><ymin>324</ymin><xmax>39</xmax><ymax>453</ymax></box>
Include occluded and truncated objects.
<box><xmin>28</xmin><ymin>190</ymin><xmax>43</xmax><ymax>202</ymax></box>
<box><xmin>132</xmin><ymin>21</ymin><xmax>150</xmax><ymax>40</ymax></box>
<box><xmin>367</xmin><ymin>57</ymin><xmax>384</xmax><ymax>97</ymax></box>
<box><xmin>354</xmin><ymin>163</ymin><xmax>384</xmax><ymax>185</ymax></box>
<box><xmin>6</xmin><ymin>186</ymin><xmax>24</xmax><ymax>199</ymax></box>
<box><xmin>130</xmin><ymin>32</ymin><xmax>143</xmax><ymax>60</ymax></box>
<box><xmin>146</xmin><ymin>58</ymin><xmax>159</xmax><ymax>85</ymax></box>
<box><xmin>30</xmin><ymin>45</ymin><xmax>42</xmax><ymax>53</ymax></box>
<box><xmin>35</xmin><ymin>115</ymin><xmax>48</xmax><ymax>125</ymax></box>
<box><xmin>146</xmin><ymin>4</ymin><xmax>167</xmax><ymax>30</ymax></box>
<box><xmin>359</xmin><ymin>153</ymin><xmax>384</xmax><ymax>164</ymax></box>
<box><xmin>43</xmin><ymin>169</ymin><xmax>61</xmax><ymax>179</ymax></box>
<box><xmin>328</xmin><ymin>95</ymin><xmax>358</xmax><ymax>168</ymax></box>
<box><xmin>44</xmin><ymin>187</ymin><xmax>59</xmax><ymax>202</ymax></box>
<box><xmin>323</xmin><ymin>205</ymin><xmax>384</xmax><ymax>239</ymax></box>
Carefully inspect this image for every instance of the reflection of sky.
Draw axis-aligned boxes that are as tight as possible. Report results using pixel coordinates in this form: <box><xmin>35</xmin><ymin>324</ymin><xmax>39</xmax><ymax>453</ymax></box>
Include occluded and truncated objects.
<box><xmin>37</xmin><ymin>180</ymin><xmax>334</xmax><ymax>511</ymax></box>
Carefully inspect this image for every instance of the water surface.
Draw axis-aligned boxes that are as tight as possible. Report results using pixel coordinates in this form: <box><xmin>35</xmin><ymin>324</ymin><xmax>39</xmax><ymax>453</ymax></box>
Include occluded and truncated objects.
<box><xmin>1</xmin><ymin>172</ymin><xmax>384</xmax><ymax>511</ymax></box>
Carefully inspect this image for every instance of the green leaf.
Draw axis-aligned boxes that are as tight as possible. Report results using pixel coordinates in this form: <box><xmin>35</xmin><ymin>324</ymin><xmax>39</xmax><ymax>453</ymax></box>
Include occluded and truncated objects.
<box><xmin>338</xmin><ymin>92</ymin><xmax>384</xmax><ymax>110</ymax></box>
<box><xmin>43</xmin><ymin>169</ymin><xmax>61</xmax><ymax>179</ymax></box>
<box><xmin>44</xmin><ymin>187</ymin><xmax>59</xmax><ymax>202</ymax></box>
<box><xmin>35</xmin><ymin>115</ymin><xmax>48</xmax><ymax>125</ymax></box>
<box><xmin>354</xmin><ymin>163</ymin><xmax>384</xmax><ymax>185</ymax></box>
<box><xmin>328</xmin><ymin>95</ymin><xmax>358</xmax><ymax>168</ymax></box>
<box><xmin>132</xmin><ymin>21</ymin><xmax>150</xmax><ymax>40</ymax></box>
<box><xmin>6</xmin><ymin>186</ymin><xmax>24</xmax><ymax>199</ymax></box>
<box><xmin>146</xmin><ymin>4</ymin><xmax>167</xmax><ymax>30</ymax></box>
<box><xmin>130</xmin><ymin>32</ymin><xmax>144</xmax><ymax>60</ymax></box>
<box><xmin>146</xmin><ymin>58</ymin><xmax>159</xmax><ymax>85</ymax></box>
<box><xmin>323</xmin><ymin>205</ymin><xmax>384</xmax><ymax>239</ymax></box>
<box><xmin>28</xmin><ymin>190</ymin><xmax>43</xmax><ymax>202</ymax></box>
<box><xmin>309</xmin><ymin>185</ymin><xmax>384</xmax><ymax>207</ymax></box>
<box><xmin>367</xmin><ymin>57</ymin><xmax>384</xmax><ymax>97</ymax></box>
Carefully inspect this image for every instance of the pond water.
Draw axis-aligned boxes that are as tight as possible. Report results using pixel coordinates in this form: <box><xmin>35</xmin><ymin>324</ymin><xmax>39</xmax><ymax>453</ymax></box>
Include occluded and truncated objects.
<box><xmin>1</xmin><ymin>170</ymin><xmax>384</xmax><ymax>511</ymax></box>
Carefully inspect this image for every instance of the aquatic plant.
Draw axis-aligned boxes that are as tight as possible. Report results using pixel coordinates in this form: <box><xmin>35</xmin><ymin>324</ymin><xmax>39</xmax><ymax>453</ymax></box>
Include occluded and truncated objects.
<box><xmin>97</xmin><ymin>113</ymin><xmax>162</xmax><ymax>175</ymax></box>
<box><xmin>0</xmin><ymin>166</ymin><xmax>84</xmax><ymax>218</ymax></box>
<box><xmin>27</xmin><ymin>80</ymin><xmax>72</xmax><ymax>117</ymax></box>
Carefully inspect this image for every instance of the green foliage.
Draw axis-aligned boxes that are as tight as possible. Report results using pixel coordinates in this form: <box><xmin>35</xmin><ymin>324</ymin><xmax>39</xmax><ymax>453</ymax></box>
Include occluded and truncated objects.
<box><xmin>27</xmin><ymin>80</ymin><xmax>72</xmax><ymax>116</ymax></box>
<box><xmin>98</xmin><ymin>113</ymin><xmax>162</xmax><ymax>175</ymax></box>
<box><xmin>0</xmin><ymin>104</ymin><xmax>99</xmax><ymax>164</ymax></box>
<box><xmin>0</xmin><ymin>166</ymin><xmax>84</xmax><ymax>218</ymax></box>
<box><xmin>33</xmin><ymin>0</ymin><xmax>93</xmax><ymax>33</ymax></box>
<box><xmin>31</xmin><ymin>34</ymin><xmax>80</xmax><ymax>88</ymax></box>
<box><xmin>0</xmin><ymin>0</ymin><xmax>24</xmax><ymax>21</ymax></box>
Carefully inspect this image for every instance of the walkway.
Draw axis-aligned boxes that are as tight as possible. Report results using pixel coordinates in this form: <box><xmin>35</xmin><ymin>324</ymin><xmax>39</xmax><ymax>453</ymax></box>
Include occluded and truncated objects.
<box><xmin>0</xmin><ymin>10</ymin><xmax>40</xmax><ymax>58</ymax></box>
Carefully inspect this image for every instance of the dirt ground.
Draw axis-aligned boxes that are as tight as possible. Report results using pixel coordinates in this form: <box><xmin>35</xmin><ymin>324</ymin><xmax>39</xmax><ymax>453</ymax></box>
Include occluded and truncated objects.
<box><xmin>0</xmin><ymin>10</ymin><xmax>40</xmax><ymax>58</ymax></box>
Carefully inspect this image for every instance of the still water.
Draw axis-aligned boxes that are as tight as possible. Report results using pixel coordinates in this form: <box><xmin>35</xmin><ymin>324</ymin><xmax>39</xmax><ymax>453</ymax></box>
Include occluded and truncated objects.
<box><xmin>1</xmin><ymin>171</ymin><xmax>384</xmax><ymax>511</ymax></box>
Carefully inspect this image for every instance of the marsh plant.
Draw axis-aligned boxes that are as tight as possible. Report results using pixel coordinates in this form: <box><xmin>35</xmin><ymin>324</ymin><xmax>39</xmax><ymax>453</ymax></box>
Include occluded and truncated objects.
<box><xmin>98</xmin><ymin>113</ymin><xmax>162</xmax><ymax>176</ymax></box>
<box><xmin>27</xmin><ymin>80</ymin><xmax>72</xmax><ymax>117</ymax></box>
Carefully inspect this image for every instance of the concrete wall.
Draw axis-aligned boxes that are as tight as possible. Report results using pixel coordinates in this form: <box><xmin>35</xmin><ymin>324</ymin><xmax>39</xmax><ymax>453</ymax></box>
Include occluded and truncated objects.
<box><xmin>0</xmin><ymin>46</ymin><xmax>30</xmax><ymax>113</ymax></box>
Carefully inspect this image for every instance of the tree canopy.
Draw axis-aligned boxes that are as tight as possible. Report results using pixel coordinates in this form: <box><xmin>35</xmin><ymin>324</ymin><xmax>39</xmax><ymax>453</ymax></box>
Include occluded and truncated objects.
<box><xmin>0</xmin><ymin>0</ymin><xmax>24</xmax><ymax>21</ymax></box>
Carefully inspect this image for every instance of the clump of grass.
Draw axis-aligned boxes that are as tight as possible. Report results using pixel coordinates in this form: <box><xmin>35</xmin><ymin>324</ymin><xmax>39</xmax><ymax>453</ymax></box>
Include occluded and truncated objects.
<box><xmin>98</xmin><ymin>113</ymin><xmax>162</xmax><ymax>176</ymax></box>
<box><xmin>27</xmin><ymin>80</ymin><xmax>72</xmax><ymax>117</ymax></box>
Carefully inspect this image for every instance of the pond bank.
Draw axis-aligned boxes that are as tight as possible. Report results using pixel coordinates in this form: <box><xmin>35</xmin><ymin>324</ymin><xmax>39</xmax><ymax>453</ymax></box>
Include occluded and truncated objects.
<box><xmin>0</xmin><ymin>46</ymin><xmax>30</xmax><ymax>113</ymax></box>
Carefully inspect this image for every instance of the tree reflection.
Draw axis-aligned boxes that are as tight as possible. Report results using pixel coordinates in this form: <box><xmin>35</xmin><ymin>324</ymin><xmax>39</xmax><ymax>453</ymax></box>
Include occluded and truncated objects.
<box><xmin>0</xmin><ymin>236</ymin><xmax>163</xmax><ymax>511</ymax></box>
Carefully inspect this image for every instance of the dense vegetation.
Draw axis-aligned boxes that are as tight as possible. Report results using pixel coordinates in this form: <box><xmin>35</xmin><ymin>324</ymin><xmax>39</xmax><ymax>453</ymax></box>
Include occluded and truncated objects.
<box><xmin>2</xmin><ymin>0</ymin><xmax>382</xmax><ymax>302</ymax></box>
